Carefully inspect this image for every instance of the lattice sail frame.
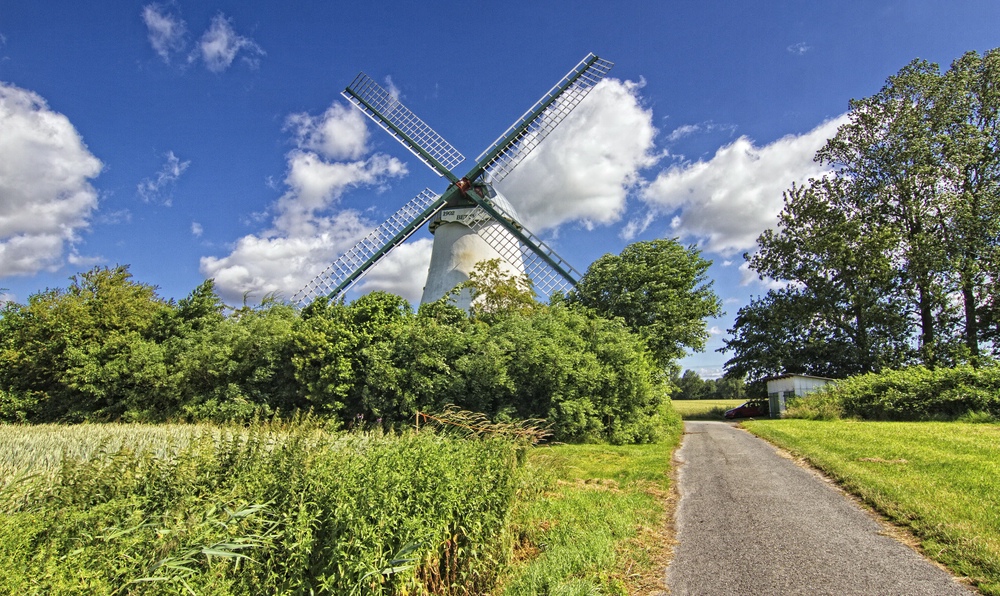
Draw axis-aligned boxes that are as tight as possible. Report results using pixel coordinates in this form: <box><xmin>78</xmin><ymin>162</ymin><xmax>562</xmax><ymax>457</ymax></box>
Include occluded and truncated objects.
<box><xmin>343</xmin><ymin>73</ymin><xmax>464</xmax><ymax>176</ymax></box>
<box><xmin>292</xmin><ymin>189</ymin><xmax>442</xmax><ymax>305</ymax></box>
<box><xmin>477</xmin><ymin>54</ymin><xmax>613</xmax><ymax>183</ymax></box>
<box><xmin>466</xmin><ymin>200</ymin><xmax>583</xmax><ymax>301</ymax></box>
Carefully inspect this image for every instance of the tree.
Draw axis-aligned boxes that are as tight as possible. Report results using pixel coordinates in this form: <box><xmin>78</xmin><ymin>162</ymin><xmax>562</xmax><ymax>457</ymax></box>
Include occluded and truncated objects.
<box><xmin>747</xmin><ymin>176</ymin><xmax>914</xmax><ymax>375</ymax></box>
<box><xmin>568</xmin><ymin>239</ymin><xmax>722</xmax><ymax>369</ymax></box>
<box><xmin>673</xmin><ymin>370</ymin><xmax>709</xmax><ymax>400</ymax></box>
<box><xmin>456</xmin><ymin>258</ymin><xmax>537</xmax><ymax>322</ymax></box>
<box><xmin>933</xmin><ymin>49</ymin><xmax>1000</xmax><ymax>357</ymax></box>
<box><xmin>729</xmin><ymin>49</ymin><xmax>1000</xmax><ymax>382</ymax></box>
<box><xmin>0</xmin><ymin>266</ymin><xmax>172</xmax><ymax>421</ymax></box>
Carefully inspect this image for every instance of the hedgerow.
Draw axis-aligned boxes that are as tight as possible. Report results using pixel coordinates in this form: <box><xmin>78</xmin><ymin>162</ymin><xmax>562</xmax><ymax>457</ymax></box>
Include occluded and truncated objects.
<box><xmin>786</xmin><ymin>364</ymin><xmax>1000</xmax><ymax>420</ymax></box>
<box><xmin>0</xmin><ymin>265</ymin><xmax>675</xmax><ymax>444</ymax></box>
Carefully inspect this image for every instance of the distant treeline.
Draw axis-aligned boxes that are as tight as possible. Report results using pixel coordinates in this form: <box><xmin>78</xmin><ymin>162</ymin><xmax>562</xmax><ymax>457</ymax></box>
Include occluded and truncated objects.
<box><xmin>0</xmin><ymin>263</ymin><xmax>678</xmax><ymax>444</ymax></box>
<box><xmin>670</xmin><ymin>369</ymin><xmax>745</xmax><ymax>400</ymax></box>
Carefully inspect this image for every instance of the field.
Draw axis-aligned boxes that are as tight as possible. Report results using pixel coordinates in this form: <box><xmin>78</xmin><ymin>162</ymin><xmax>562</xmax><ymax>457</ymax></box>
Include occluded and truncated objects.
<box><xmin>0</xmin><ymin>419</ymin><xmax>682</xmax><ymax>595</ymax></box>
<box><xmin>669</xmin><ymin>399</ymin><xmax>743</xmax><ymax>419</ymax></box>
<box><xmin>744</xmin><ymin>419</ymin><xmax>1000</xmax><ymax>595</ymax></box>
<box><xmin>0</xmin><ymin>419</ymin><xmax>525</xmax><ymax>595</ymax></box>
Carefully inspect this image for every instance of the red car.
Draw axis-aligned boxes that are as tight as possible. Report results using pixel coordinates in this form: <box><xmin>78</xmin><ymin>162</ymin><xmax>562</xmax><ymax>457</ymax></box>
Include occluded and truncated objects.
<box><xmin>724</xmin><ymin>399</ymin><xmax>770</xmax><ymax>419</ymax></box>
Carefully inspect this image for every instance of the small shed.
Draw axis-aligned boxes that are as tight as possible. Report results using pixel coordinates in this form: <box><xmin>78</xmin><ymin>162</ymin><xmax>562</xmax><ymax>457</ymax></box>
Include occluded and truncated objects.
<box><xmin>765</xmin><ymin>374</ymin><xmax>836</xmax><ymax>417</ymax></box>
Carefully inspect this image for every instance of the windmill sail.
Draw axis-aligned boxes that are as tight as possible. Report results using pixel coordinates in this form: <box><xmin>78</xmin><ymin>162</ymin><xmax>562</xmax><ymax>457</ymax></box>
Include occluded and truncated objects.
<box><xmin>343</xmin><ymin>73</ymin><xmax>464</xmax><ymax>179</ymax></box>
<box><xmin>465</xmin><ymin>192</ymin><xmax>583</xmax><ymax>300</ymax></box>
<box><xmin>471</xmin><ymin>53</ymin><xmax>614</xmax><ymax>183</ymax></box>
<box><xmin>292</xmin><ymin>189</ymin><xmax>444</xmax><ymax>305</ymax></box>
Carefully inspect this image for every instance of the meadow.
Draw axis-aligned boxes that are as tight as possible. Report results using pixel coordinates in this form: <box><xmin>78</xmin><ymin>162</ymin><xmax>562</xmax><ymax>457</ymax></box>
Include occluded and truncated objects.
<box><xmin>669</xmin><ymin>399</ymin><xmax>743</xmax><ymax>419</ymax></box>
<box><xmin>0</xmin><ymin>412</ymin><xmax>683</xmax><ymax>595</ymax></box>
<box><xmin>744</xmin><ymin>419</ymin><xmax>1000</xmax><ymax>595</ymax></box>
<box><xmin>0</xmin><ymin>418</ymin><xmax>524</xmax><ymax>595</ymax></box>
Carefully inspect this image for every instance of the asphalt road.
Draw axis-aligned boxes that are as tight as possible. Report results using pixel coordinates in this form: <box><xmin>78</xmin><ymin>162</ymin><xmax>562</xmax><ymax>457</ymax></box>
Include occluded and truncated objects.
<box><xmin>666</xmin><ymin>421</ymin><xmax>973</xmax><ymax>595</ymax></box>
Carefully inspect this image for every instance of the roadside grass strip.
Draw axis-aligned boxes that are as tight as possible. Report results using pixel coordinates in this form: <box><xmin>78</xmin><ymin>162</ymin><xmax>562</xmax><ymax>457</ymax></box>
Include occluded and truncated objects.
<box><xmin>499</xmin><ymin>435</ymin><xmax>681</xmax><ymax>595</ymax></box>
<box><xmin>669</xmin><ymin>399</ymin><xmax>743</xmax><ymax>420</ymax></box>
<box><xmin>744</xmin><ymin>420</ymin><xmax>1000</xmax><ymax>595</ymax></box>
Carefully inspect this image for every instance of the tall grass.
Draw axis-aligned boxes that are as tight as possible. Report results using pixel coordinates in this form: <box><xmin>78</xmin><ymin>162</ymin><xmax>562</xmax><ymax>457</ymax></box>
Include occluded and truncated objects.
<box><xmin>0</xmin><ymin>418</ymin><xmax>524</xmax><ymax>595</ymax></box>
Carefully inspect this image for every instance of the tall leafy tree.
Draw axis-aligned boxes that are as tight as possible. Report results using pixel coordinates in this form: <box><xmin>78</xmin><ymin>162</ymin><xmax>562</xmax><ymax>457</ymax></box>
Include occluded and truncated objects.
<box><xmin>934</xmin><ymin>49</ymin><xmax>1000</xmax><ymax>357</ymax></box>
<box><xmin>816</xmin><ymin>59</ymin><xmax>951</xmax><ymax>361</ymax></box>
<box><xmin>568</xmin><ymin>239</ymin><xmax>722</xmax><ymax>369</ymax></box>
<box><xmin>749</xmin><ymin>176</ymin><xmax>913</xmax><ymax>373</ymax></box>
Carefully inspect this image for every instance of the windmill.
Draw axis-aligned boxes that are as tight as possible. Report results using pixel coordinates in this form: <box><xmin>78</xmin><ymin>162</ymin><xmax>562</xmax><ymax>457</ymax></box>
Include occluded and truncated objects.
<box><xmin>292</xmin><ymin>53</ymin><xmax>614</xmax><ymax>310</ymax></box>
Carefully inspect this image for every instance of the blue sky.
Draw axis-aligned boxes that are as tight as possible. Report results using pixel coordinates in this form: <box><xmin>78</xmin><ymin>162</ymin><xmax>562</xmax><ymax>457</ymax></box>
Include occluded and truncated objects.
<box><xmin>1</xmin><ymin>1</ymin><xmax>998</xmax><ymax>377</ymax></box>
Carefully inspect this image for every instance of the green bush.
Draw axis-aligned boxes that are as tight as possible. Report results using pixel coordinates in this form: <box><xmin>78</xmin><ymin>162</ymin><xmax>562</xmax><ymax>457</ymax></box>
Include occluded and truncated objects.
<box><xmin>0</xmin><ymin>418</ymin><xmax>523</xmax><ymax>595</ymax></box>
<box><xmin>785</xmin><ymin>364</ymin><xmax>1000</xmax><ymax>420</ymax></box>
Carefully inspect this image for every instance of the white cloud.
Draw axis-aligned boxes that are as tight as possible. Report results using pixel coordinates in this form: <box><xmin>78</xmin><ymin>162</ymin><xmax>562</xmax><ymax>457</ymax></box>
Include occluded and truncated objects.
<box><xmin>355</xmin><ymin>237</ymin><xmax>433</xmax><ymax>303</ymax></box>
<box><xmin>787</xmin><ymin>42</ymin><xmax>812</xmax><ymax>56</ymax></box>
<box><xmin>137</xmin><ymin>150</ymin><xmax>190</xmax><ymax>205</ymax></box>
<box><xmin>285</xmin><ymin>103</ymin><xmax>369</xmax><ymax>161</ymax></box>
<box><xmin>641</xmin><ymin>115</ymin><xmax>848</xmax><ymax>257</ymax></box>
<box><xmin>142</xmin><ymin>4</ymin><xmax>186</xmax><ymax>63</ymax></box>
<box><xmin>666</xmin><ymin>124</ymin><xmax>701</xmax><ymax>143</ymax></box>
<box><xmin>195</xmin><ymin>14</ymin><xmax>263</xmax><ymax>73</ymax></box>
<box><xmin>0</xmin><ymin>83</ymin><xmax>102</xmax><ymax>277</ymax></box>
<box><xmin>191</xmin><ymin>222</ymin><xmax>203</xmax><ymax>237</ymax></box>
<box><xmin>497</xmin><ymin>78</ymin><xmax>659</xmax><ymax>231</ymax></box>
<box><xmin>201</xmin><ymin>101</ymin><xmax>410</xmax><ymax>304</ymax></box>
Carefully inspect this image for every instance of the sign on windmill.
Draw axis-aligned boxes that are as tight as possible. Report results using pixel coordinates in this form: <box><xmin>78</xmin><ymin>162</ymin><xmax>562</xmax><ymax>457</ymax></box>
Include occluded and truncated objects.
<box><xmin>292</xmin><ymin>53</ymin><xmax>614</xmax><ymax>311</ymax></box>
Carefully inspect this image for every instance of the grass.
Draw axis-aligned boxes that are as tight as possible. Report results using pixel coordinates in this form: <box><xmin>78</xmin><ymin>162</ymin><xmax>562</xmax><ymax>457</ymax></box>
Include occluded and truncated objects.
<box><xmin>498</xmin><ymin>437</ymin><xmax>681</xmax><ymax>595</ymax></box>
<box><xmin>744</xmin><ymin>419</ymin><xmax>1000</xmax><ymax>595</ymax></box>
<box><xmin>1</xmin><ymin>414</ymin><xmax>684</xmax><ymax>595</ymax></box>
<box><xmin>669</xmin><ymin>399</ymin><xmax>743</xmax><ymax>420</ymax></box>
<box><xmin>0</xmin><ymin>419</ymin><xmax>523</xmax><ymax>595</ymax></box>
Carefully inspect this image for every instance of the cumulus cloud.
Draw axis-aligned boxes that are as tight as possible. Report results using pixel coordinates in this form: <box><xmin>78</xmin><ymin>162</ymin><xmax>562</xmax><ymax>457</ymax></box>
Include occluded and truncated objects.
<box><xmin>0</xmin><ymin>83</ymin><xmax>102</xmax><ymax>277</ymax></box>
<box><xmin>640</xmin><ymin>115</ymin><xmax>848</xmax><ymax>257</ymax></box>
<box><xmin>137</xmin><ymin>151</ymin><xmax>190</xmax><ymax>205</ymax></box>
<box><xmin>191</xmin><ymin>222</ymin><xmax>203</xmax><ymax>237</ymax></box>
<box><xmin>284</xmin><ymin>103</ymin><xmax>369</xmax><ymax>161</ymax></box>
<box><xmin>201</xmin><ymin>102</ymin><xmax>410</xmax><ymax>304</ymax></box>
<box><xmin>497</xmin><ymin>78</ymin><xmax>659</xmax><ymax>231</ymax></box>
<box><xmin>195</xmin><ymin>14</ymin><xmax>263</xmax><ymax>73</ymax></box>
<box><xmin>354</xmin><ymin>238</ymin><xmax>433</xmax><ymax>302</ymax></box>
<box><xmin>142</xmin><ymin>4</ymin><xmax>186</xmax><ymax>63</ymax></box>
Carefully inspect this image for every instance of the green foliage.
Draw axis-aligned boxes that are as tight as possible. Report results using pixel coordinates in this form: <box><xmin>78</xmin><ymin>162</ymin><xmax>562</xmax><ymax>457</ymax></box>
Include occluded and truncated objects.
<box><xmin>0</xmin><ymin>419</ymin><xmax>523</xmax><ymax>595</ymax></box>
<box><xmin>671</xmin><ymin>370</ymin><xmax>745</xmax><ymax>401</ymax></box>
<box><xmin>785</xmin><ymin>364</ymin><xmax>1000</xmax><ymax>421</ymax></box>
<box><xmin>568</xmin><ymin>239</ymin><xmax>722</xmax><ymax>368</ymax></box>
<box><xmin>0</xmin><ymin>263</ymin><xmax>679</xmax><ymax>444</ymax></box>
<box><xmin>0</xmin><ymin>266</ymin><xmax>173</xmax><ymax>422</ymax></box>
<box><xmin>727</xmin><ymin>47</ymin><xmax>1000</xmax><ymax>381</ymax></box>
<box><xmin>458</xmin><ymin>258</ymin><xmax>537</xmax><ymax>322</ymax></box>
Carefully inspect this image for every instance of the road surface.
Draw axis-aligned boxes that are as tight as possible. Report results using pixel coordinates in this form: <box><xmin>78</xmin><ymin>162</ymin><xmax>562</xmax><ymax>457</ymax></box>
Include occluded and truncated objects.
<box><xmin>666</xmin><ymin>421</ymin><xmax>972</xmax><ymax>595</ymax></box>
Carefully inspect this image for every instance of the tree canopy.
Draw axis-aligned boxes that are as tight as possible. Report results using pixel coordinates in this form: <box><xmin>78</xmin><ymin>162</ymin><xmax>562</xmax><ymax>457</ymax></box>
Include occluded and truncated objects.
<box><xmin>568</xmin><ymin>239</ymin><xmax>722</xmax><ymax>369</ymax></box>
<box><xmin>724</xmin><ymin>48</ymin><xmax>1000</xmax><ymax>383</ymax></box>
<box><xmin>0</xmin><ymin>263</ymin><xmax>680</xmax><ymax>444</ymax></box>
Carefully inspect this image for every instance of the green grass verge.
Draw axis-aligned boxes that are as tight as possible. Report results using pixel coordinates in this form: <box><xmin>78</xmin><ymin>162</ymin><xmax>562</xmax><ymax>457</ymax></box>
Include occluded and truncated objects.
<box><xmin>669</xmin><ymin>399</ymin><xmax>743</xmax><ymax>420</ymax></box>
<box><xmin>497</xmin><ymin>431</ymin><xmax>681</xmax><ymax>595</ymax></box>
<box><xmin>744</xmin><ymin>419</ymin><xmax>1000</xmax><ymax>595</ymax></box>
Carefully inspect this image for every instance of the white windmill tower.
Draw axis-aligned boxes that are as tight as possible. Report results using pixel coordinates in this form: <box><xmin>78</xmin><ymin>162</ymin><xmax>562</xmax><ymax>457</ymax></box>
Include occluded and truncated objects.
<box><xmin>292</xmin><ymin>54</ymin><xmax>614</xmax><ymax>310</ymax></box>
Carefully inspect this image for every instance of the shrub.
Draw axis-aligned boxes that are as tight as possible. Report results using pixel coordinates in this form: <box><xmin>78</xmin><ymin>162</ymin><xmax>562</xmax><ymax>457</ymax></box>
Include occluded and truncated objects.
<box><xmin>784</xmin><ymin>364</ymin><xmax>1000</xmax><ymax>421</ymax></box>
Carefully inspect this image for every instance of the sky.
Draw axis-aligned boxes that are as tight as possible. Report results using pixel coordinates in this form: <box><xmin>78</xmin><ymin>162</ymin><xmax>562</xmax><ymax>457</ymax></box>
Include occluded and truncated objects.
<box><xmin>1</xmin><ymin>1</ymin><xmax>998</xmax><ymax>378</ymax></box>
